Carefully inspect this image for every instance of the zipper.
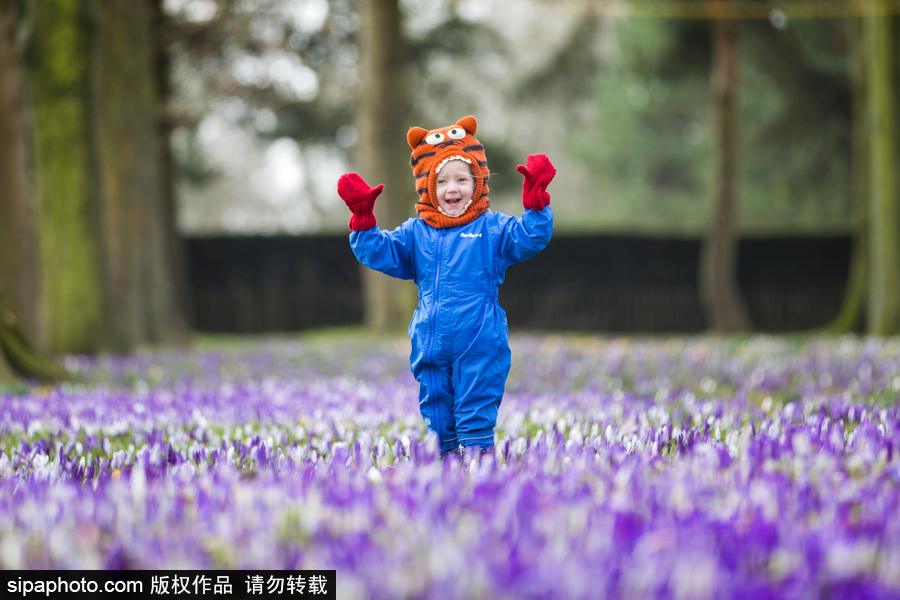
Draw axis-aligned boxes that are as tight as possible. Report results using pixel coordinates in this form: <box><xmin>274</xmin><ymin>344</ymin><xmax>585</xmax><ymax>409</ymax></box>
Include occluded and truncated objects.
<box><xmin>427</xmin><ymin>229</ymin><xmax>447</xmax><ymax>448</ymax></box>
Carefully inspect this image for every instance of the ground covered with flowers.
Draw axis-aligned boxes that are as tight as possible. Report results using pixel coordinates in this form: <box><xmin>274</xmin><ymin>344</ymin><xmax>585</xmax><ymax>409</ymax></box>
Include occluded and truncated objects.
<box><xmin>2</xmin><ymin>332</ymin><xmax>900</xmax><ymax>599</ymax></box>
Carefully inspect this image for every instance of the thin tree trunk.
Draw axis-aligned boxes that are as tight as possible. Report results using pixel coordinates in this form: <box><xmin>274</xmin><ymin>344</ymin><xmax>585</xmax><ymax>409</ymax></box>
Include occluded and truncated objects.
<box><xmin>28</xmin><ymin>0</ymin><xmax>109</xmax><ymax>354</ymax></box>
<box><xmin>356</xmin><ymin>0</ymin><xmax>416</xmax><ymax>331</ymax></box>
<box><xmin>831</xmin><ymin>14</ymin><xmax>868</xmax><ymax>333</ymax></box>
<box><xmin>0</xmin><ymin>0</ymin><xmax>41</xmax><ymax>343</ymax></box>
<box><xmin>699</xmin><ymin>4</ymin><xmax>751</xmax><ymax>333</ymax></box>
<box><xmin>864</xmin><ymin>12</ymin><xmax>900</xmax><ymax>335</ymax></box>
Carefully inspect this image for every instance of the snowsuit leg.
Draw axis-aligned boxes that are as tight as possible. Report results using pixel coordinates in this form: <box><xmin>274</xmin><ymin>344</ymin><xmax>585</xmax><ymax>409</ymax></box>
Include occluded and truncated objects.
<box><xmin>451</xmin><ymin>347</ymin><xmax>509</xmax><ymax>449</ymax></box>
<box><xmin>450</xmin><ymin>299</ymin><xmax>510</xmax><ymax>449</ymax></box>
<box><xmin>412</xmin><ymin>362</ymin><xmax>458</xmax><ymax>452</ymax></box>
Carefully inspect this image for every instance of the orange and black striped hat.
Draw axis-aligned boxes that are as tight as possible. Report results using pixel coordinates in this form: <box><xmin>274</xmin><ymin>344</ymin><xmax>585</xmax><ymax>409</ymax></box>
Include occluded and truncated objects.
<box><xmin>407</xmin><ymin>116</ymin><xmax>490</xmax><ymax>229</ymax></box>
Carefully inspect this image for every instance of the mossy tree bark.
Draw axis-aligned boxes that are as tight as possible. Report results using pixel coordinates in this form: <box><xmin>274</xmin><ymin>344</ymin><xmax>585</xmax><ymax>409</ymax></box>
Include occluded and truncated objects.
<box><xmin>356</xmin><ymin>0</ymin><xmax>417</xmax><ymax>331</ymax></box>
<box><xmin>0</xmin><ymin>1</ymin><xmax>69</xmax><ymax>384</ymax></box>
<box><xmin>699</xmin><ymin>3</ymin><xmax>752</xmax><ymax>333</ymax></box>
<box><xmin>830</xmin><ymin>15</ymin><xmax>869</xmax><ymax>334</ymax></box>
<box><xmin>27</xmin><ymin>0</ymin><xmax>187</xmax><ymax>355</ymax></box>
<box><xmin>863</xmin><ymin>13</ymin><xmax>900</xmax><ymax>335</ymax></box>
<box><xmin>28</xmin><ymin>0</ymin><xmax>109</xmax><ymax>354</ymax></box>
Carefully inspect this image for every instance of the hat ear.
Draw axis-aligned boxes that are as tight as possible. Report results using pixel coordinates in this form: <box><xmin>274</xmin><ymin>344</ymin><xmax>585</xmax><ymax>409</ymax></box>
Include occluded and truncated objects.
<box><xmin>456</xmin><ymin>116</ymin><xmax>477</xmax><ymax>136</ymax></box>
<box><xmin>407</xmin><ymin>127</ymin><xmax>428</xmax><ymax>149</ymax></box>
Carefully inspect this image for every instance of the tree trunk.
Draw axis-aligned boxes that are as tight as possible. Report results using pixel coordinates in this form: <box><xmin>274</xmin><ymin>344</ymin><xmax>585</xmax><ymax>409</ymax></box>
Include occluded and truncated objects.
<box><xmin>27</xmin><ymin>0</ymin><xmax>186</xmax><ymax>355</ymax></box>
<box><xmin>356</xmin><ymin>0</ymin><xmax>416</xmax><ymax>331</ymax></box>
<box><xmin>91</xmin><ymin>0</ymin><xmax>186</xmax><ymax>350</ymax></box>
<box><xmin>831</xmin><ymin>14</ymin><xmax>869</xmax><ymax>333</ymax></box>
<box><xmin>864</xmin><ymin>13</ymin><xmax>900</xmax><ymax>335</ymax></box>
<box><xmin>27</xmin><ymin>0</ymin><xmax>109</xmax><ymax>354</ymax></box>
<box><xmin>0</xmin><ymin>1</ymin><xmax>70</xmax><ymax>384</ymax></box>
<box><xmin>91</xmin><ymin>0</ymin><xmax>142</xmax><ymax>350</ymax></box>
<box><xmin>699</xmin><ymin>4</ymin><xmax>751</xmax><ymax>333</ymax></box>
<box><xmin>0</xmin><ymin>0</ymin><xmax>42</xmax><ymax>343</ymax></box>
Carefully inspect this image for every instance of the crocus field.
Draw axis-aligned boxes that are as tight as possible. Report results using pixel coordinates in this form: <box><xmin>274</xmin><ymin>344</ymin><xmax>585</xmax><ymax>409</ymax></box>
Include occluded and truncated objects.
<box><xmin>3</xmin><ymin>332</ymin><xmax>900</xmax><ymax>599</ymax></box>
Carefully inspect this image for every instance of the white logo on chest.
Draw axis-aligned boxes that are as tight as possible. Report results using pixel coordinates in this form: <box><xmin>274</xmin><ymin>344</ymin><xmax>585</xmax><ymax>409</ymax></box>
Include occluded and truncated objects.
<box><xmin>460</xmin><ymin>233</ymin><xmax>482</xmax><ymax>238</ymax></box>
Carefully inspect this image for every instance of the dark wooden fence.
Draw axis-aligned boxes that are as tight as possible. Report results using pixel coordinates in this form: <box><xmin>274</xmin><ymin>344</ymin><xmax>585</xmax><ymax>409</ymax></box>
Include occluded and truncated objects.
<box><xmin>185</xmin><ymin>234</ymin><xmax>850</xmax><ymax>334</ymax></box>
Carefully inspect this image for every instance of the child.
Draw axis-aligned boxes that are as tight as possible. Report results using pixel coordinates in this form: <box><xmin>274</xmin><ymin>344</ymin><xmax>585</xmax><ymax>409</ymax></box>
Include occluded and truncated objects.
<box><xmin>337</xmin><ymin>116</ymin><xmax>555</xmax><ymax>456</ymax></box>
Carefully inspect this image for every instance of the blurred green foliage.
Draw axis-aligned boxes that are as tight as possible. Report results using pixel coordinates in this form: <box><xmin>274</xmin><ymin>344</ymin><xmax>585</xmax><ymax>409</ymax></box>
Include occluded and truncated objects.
<box><xmin>565</xmin><ymin>17</ymin><xmax>852</xmax><ymax>235</ymax></box>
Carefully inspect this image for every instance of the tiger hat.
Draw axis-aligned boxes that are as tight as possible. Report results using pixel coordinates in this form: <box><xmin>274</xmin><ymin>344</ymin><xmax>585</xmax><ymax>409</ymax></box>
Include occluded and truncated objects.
<box><xmin>407</xmin><ymin>115</ymin><xmax>490</xmax><ymax>229</ymax></box>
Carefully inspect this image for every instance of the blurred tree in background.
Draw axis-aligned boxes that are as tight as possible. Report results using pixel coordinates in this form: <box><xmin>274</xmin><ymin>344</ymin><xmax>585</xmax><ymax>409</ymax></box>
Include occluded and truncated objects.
<box><xmin>0</xmin><ymin>0</ymin><xmax>38</xmax><ymax>381</ymax></box>
<box><xmin>0</xmin><ymin>0</ymin><xmax>187</xmax><ymax>382</ymax></box>
<box><xmin>0</xmin><ymin>0</ymin><xmax>38</xmax><ymax>342</ymax></box>
<box><xmin>27</xmin><ymin>0</ymin><xmax>106</xmax><ymax>355</ymax></box>
<box><xmin>558</xmin><ymin>1</ymin><xmax>899</xmax><ymax>333</ymax></box>
<box><xmin>700</xmin><ymin>0</ymin><xmax>751</xmax><ymax>333</ymax></box>
<box><xmin>354</xmin><ymin>0</ymin><xmax>415</xmax><ymax>331</ymax></box>
<box><xmin>827</xmin><ymin>4</ymin><xmax>899</xmax><ymax>336</ymax></box>
<box><xmin>860</xmin><ymin>7</ymin><xmax>899</xmax><ymax>335</ymax></box>
<box><xmin>27</xmin><ymin>0</ymin><xmax>187</xmax><ymax>355</ymax></box>
<box><xmin>0</xmin><ymin>0</ymin><xmax>71</xmax><ymax>381</ymax></box>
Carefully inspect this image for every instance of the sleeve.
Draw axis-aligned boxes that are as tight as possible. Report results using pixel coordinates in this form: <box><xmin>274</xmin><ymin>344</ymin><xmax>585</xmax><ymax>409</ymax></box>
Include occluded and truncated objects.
<box><xmin>349</xmin><ymin>221</ymin><xmax>416</xmax><ymax>280</ymax></box>
<box><xmin>497</xmin><ymin>207</ymin><xmax>554</xmax><ymax>266</ymax></box>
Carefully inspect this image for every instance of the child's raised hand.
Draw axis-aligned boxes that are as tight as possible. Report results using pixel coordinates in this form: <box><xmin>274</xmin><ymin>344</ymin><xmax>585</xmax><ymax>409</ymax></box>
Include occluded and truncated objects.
<box><xmin>337</xmin><ymin>172</ymin><xmax>384</xmax><ymax>231</ymax></box>
<box><xmin>516</xmin><ymin>153</ymin><xmax>556</xmax><ymax>211</ymax></box>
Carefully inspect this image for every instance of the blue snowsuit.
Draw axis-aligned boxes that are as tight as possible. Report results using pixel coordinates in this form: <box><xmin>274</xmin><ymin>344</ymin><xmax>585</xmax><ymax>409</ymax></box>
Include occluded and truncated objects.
<box><xmin>350</xmin><ymin>207</ymin><xmax>553</xmax><ymax>451</ymax></box>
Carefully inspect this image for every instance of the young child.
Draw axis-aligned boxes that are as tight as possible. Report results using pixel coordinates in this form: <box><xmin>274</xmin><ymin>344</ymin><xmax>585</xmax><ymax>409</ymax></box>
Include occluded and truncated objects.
<box><xmin>337</xmin><ymin>115</ymin><xmax>555</xmax><ymax>457</ymax></box>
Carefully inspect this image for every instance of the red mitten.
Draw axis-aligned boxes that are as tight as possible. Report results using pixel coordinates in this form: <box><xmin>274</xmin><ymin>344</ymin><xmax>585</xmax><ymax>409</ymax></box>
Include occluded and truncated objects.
<box><xmin>337</xmin><ymin>172</ymin><xmax>383</xmax><ymax>231</ymax></box>
<box><xmin>516</xmin><ymin>153</ymin><xmax>556</xmax><ymax>211</ymax></box>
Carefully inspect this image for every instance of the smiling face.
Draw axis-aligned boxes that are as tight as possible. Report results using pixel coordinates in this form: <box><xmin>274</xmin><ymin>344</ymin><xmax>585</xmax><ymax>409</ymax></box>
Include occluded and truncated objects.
<box><xmin>435</xmin><ymin>159</ymin><xmax>475</xmax><ymax>217</ymax></box>
<box><xmin>407</xmin><ymin>115</ymin><xmax>490</xmax><ymax>229</ymax></box>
